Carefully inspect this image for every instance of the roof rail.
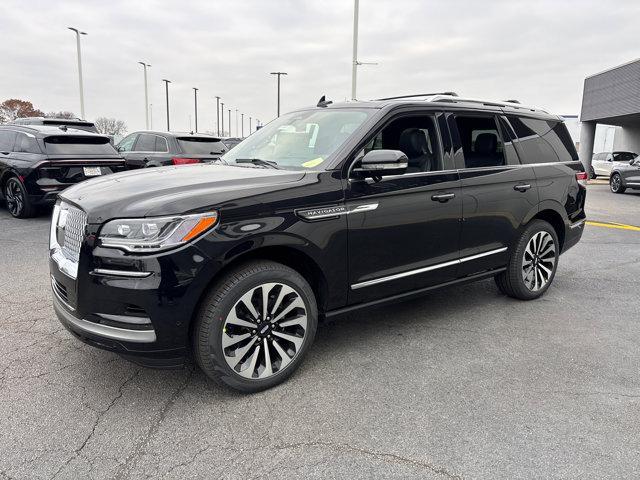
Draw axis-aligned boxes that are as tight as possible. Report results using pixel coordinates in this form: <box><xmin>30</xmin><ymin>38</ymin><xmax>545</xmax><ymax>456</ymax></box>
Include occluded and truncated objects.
<box><xmin>375</xmin><ymin>92</ymin><xmax>458</xmax><ymax>101</ymax></box>
<box><xmin>428</xmin><ymin>95</ymin><xmax>547</xmax><ymax>114</ymax></box>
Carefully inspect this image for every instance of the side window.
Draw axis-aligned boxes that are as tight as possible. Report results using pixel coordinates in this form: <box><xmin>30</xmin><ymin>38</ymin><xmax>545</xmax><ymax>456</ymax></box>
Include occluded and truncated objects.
<box><xmin>498</xmin><ymin>117</ymin><xmax>521</xmax><ymax>165</ymax></box>
<box><xmin>117</xmin><ymin>134</ymin><xmax>137</xmax><ymax>152</ymax></box>
<box><xmin>507</xmin><ymin>116</ymin><xmax>559</xmax><ymax>164</ymax></box>
<box><xmin>154</xmin><ymin>136</ymin><xmax>168</xmax><ymax>153</ymax></box>
<box><xmin>0</xmin><ymin>131</ymin><xmax>18</xmax><ymax>152</ymax></box>
<box><xmin>454</xmin><ymin>115</ymin><xmax>506</xmax><ymax>168</ymax></box>
<box><xmin>133</xmin><ymin>134</ymin><xmax>155</xmax><ymax>152</ymax></box>
<box><xmin>361</xmin><ymin>115</ymin><xmax>443</xmax><ymax>172</ymax></box>
<box><xmin>14</xmin><ymin>133</ymin><xmax>40</xmax><ymax>153</ymax></box>
<box><xmin>605</xmin><ymin>153</ymin><xmax>613</xmax><ymax>162</ymax></box>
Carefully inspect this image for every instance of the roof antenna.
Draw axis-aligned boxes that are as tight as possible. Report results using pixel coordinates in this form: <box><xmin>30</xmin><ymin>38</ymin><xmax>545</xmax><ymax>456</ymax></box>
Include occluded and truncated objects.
<box><xmin>317</xmin><ymin>95</ymin><xmax>333</xmax><ymax>107</ymax></box>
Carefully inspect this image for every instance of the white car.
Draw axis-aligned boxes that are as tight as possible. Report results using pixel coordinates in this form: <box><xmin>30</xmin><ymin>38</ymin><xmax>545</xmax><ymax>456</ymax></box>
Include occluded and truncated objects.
<box><xmin>591</xmin><ymin>151</ymin><xmax>638</xmax><ymax>178</ymax></box>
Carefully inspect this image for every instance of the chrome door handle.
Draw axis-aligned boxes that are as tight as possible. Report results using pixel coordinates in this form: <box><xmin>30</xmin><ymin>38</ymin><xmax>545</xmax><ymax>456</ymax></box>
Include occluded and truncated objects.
<box><xmin>513</xmin><ymin>184</ymin><xmax>531</xmax><ymax>192</ymax></box>
<box><xmin>431</xmin><ymin>193</ymin><xmax>455</xmax><ymax>203</ymax></box>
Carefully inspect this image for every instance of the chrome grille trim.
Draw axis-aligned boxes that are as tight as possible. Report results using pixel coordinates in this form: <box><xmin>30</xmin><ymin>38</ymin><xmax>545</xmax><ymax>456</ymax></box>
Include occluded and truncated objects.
<box><xmin>61</xmin><ymin>205</ymin><xmax>87</xmax><ymax>263</ymax></box>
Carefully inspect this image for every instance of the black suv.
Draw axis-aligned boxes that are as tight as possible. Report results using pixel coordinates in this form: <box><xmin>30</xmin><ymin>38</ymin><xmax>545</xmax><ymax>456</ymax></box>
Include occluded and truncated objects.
<box><xmin>50</xmin><ymin>94</ymin><xmax>586</xmax><ymax>392</ymax></box>
<box><xmin>0</xmin><ymin>125</ymin><xmax>125</xmax><ymax>218</ymax></box>
<box><xmin>116</xmin><ymin>131</ymin><xmax>227</xmax><ymax>168</ymax></box>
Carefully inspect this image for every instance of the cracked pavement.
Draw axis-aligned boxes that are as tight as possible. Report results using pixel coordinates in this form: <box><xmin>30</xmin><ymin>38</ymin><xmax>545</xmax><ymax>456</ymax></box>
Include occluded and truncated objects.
<box><xmin>1</xmin><ymin>185</ymin><xmax>640</xmax><ymax>479</ymax></box>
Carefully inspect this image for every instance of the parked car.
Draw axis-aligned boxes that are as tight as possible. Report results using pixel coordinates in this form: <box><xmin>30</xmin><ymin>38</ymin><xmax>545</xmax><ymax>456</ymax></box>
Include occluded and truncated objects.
<box><xmin>50</xmin><ymin>94</ymin><xmax>586</xmax><ymax>392</ymax></box>
<box><xmin>0</xmin><ymin>125</ymin><xmax>125</xmax><ymax>218</ymax></box>
<box><xmin>116</xmin><ymin>131</ymin><xmax>227</xmax><ymax>168</ymax></box>
<box><xmin>609</xmin><ymin>155</ymin><xmax>640</xmax><ymax>193</ymax></box>
<box><xmin>591</xmin><ymin>151</ymin><xmax>638</xmax><ymax>178</ymax></box>
<box><xmin>11</xmin><ymin>117</ymin><xmax>98</xmax><ymax>133</ymax></box>
<box><xmin>222</xmin><ymin>137</ymin><xmax>243</xmax><ymax>150</ymax></box>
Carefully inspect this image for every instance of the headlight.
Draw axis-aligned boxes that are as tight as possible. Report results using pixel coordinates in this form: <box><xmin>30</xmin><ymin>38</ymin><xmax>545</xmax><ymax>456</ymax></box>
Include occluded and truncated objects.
<box><xmin>99</xmin><ymin>211</ymin><xmax>218</xmax><ymax>253</ymax></box>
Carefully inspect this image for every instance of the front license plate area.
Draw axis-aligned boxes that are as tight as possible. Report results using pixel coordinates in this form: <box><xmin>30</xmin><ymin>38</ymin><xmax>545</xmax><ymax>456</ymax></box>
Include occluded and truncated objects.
<box><xmin>83</xmin><ymin>167</ymin><xmax>102</xmax><ymax>177</ymax></box>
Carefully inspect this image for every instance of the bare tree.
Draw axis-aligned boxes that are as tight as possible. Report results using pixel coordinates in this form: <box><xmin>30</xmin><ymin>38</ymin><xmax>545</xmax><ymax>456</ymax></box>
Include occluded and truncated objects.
<box><xmin>94</xmin><ymin>117</ymin><xmax>127</xmax><ymax>137</ymax></box>
<box><xmin>0</xmin><ymin>99</ymin><xmax>44</xmax><ymax>123</ymax></box>
<box><xmin>46</xmin><ymin>111</ymin><xmax>77</xmax><ymax>119</ymax></box>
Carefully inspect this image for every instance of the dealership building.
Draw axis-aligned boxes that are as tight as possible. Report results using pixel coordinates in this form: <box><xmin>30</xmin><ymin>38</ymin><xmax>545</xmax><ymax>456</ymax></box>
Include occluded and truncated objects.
<box><xmin>579</xmin><ymin>58</ymin><xmax>640</xmax><ymax>169</ymax></box>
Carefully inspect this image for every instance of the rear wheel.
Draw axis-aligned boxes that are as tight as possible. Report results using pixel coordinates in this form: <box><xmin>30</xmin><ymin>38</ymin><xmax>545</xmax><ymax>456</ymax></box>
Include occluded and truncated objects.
<box><xmin>495</xmin><ymin>220</ymin><xmax>559</xmax><ymax>300</ymax></box>
<box><xmin>193</xmin><ymin>260</ymin><xmax>317</xmax><ymax>392</ymax></box>
<box><xmin>4</xmin><ymin>177</ymin><xmax>35</xmax><ymax>218</ymax></box>
<box><xmin>610</xmin><ymin>173</ymin><xmax>625</xmax><ymax>194</ymax></box>
<box><xmin>589</xmin><ymin>166</ymin><xmax>596</xmax><ymax>179</ymax></box>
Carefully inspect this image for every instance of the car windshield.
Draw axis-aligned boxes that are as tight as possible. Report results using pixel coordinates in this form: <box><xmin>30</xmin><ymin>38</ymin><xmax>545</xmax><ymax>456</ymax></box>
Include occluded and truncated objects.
<box><xmin>613</xmin><ymin>152</ymin><xmax>638</xmax><ymax>162</ymax></box>
<box><xmin>178</xmin><ymin>137</ymin><xmax>226</xmax><ymax>154</ymax></box>
<box><xmin>223</xmin><ymin>108</ymin><xmax>372</xmax><ymax>169</ymax></box>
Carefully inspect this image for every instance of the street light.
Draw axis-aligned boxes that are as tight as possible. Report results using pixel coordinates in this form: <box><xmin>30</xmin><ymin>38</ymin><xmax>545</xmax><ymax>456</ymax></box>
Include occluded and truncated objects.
<box><xmin>350</xmin><ymin>0</ymin><xmax>377</xmax><ymax>100</ymax></box>
<box><xmin>241</xmin><ymin>113</ymin><xmax>244</xmax><ymax>137</ymax></box>
<box><xmin>162</xmin><ymin>79</ymin><xmax>171</xmax><ymax>131</ymax></box>
<box><xmin>221</xmin><ymin>102</ymin><xmax>225</xmax><ymax>136</ymax></box>
<box><xmin>193</xmin><ymin>87</ymin><xmax>199</xmax><ymax>133</ymax></box>
<box><xmin>138</xmin><ymin>62</ymin><xmax>151</xmax><ymax>129</ymax></box>
<box><xmin>150</xmin><ymin>103</ymin><xmax>153</xmax><ymax>129</ymax></box>
<box><xmin>249</xmin><ymin>116</ymin><xmax>252</xmax><ymax>133</ymax></box>
<box><xmin>215</xmin><ymin>96</ymin><xmax>221</xmax><ymax>136</ymax></box>
<box><xmin>68</xmin><ymin>27</ymin><xmax>87</xmax><ymax>119</ymax></box>
<box><xmin>235</xmin><ymin>108</ymin><xmax>238</xmax><ymax>136</ymax></box>
<box><xmin>228</xmin><ymin>109</ymin><xmax>231</xmax><ymax>137</ymax></box>
<box><xmin>270</xmin><ymin>72</ymin><xmax>287</xmax><ymax>117</ymax></box>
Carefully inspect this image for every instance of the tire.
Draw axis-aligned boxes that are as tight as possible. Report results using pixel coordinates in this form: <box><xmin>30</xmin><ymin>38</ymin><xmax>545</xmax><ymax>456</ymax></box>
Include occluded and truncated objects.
<box><xmin>4</xmin><ymin>177</ymin><xmax>36</xmax><ymax>218</ymax></box>
<box><xmin>589</xmin><ymin>166</ymin><xmax>596</xmax><ymax>180</ymax></box>
<box><xmin>193</xmin><ymin>260</ymin><xmax>318</xmax><ymax>393</ymax></box>
<box><xmin>495</xmin><ymin>219</ymin><xmax>559</xmax><ymax>301</ymax></box>
<box><xmin>610</xmin><ymin>173</ymin><xmax>626</xmax><ymax>194</ymax></box>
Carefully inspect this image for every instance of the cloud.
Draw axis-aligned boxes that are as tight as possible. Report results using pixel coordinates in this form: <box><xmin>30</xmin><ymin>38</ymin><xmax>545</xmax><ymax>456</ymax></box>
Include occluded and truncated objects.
<box><xmin>1</xmin><ymin>0</ymin><xmax>638</xmax><ymax>133</ymax></box>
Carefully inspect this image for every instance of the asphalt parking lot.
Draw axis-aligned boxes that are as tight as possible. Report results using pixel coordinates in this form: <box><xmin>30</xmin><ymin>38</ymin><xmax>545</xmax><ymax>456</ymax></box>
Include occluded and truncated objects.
<box><xmin>1</xmin><ymin>184</ymin><xmax>639</xmax><ymax>479</ymax></box>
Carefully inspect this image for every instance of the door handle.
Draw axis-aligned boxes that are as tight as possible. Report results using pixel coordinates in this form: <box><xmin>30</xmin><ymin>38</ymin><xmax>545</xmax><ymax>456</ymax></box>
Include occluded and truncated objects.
<box><xmin>513</xmin><ymin>184</ymin><xmax>531</xmax><ymax>192</ymax></box>
<box><xmin>431</xmin><ymin>193</ymin><xmax>455</xmax><ymax>203</ymax></box>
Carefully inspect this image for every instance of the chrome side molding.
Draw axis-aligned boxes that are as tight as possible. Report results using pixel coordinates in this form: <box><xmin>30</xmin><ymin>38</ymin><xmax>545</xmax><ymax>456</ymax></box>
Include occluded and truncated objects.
<box><xmin>90</xmin><ymin>268</ymin><xmax>152</xmax><ymax>278</ymax></box>
<box><xmin>351</xmin><ymin>247</ymin><xmax>508</xmax><ymax>290</ymax></box>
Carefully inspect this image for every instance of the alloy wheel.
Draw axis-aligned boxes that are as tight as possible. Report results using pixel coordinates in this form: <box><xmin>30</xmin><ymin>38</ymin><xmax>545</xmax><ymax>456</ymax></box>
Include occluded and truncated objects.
<box><xmin>611</xmin><ymin>174</ymin><xmax>621</xmax><ymax>192</ymax></box>
<box><xmin>222</xmin><ymin>282</ymin><xmax>308</xmax><ymax>380</ymax></box>
<box><xmin>5</xmin><ymin>179</ymin><xmax>24</xmax><ymax>217</ymax></box>
<box><xmin>521</xmin><ymin>231</ymin><xmax>556</xmax><ymax>292</ymax></box>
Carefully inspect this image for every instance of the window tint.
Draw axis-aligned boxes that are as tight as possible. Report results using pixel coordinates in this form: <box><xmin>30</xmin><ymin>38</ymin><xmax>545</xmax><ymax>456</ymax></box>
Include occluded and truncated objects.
<box><xmin>507</xmin><ymin>116</ymin><xmax>558</xmax><ymax>164</ymax></box>
<box><xmin>117</xmin><ymin>134</ymin><xmax>137</xmax><ymax>152</ymax></box>
<box><xmin>178</xmin><ymin>137</ymin><xmax>226</xmax><ymax>155</ymax></box>
<box><xmin>15</xmin><ymin>133</ymin><xmax>40</xmax><ymax>153</ymax></box>
<box><xmin>613</xmin><ymin>152</ymin><xmax>638</xmax><ymax>162</ymax></box>
<box><xmin>0</xmin><ymin>130</ymin><xmax>17</xmax><ymax>152</ymax></box>
<box><xmin>154</xmin><ymin>136</ymin><xmax>169</xmax><ymax>153</ymax></box>
<box><xmin>133</xmin><ymin>134</ymin><xmax>156</xmax><ymax>152</ymax></box>
<box><xmin>44</xmin><ymin>136</ymin><xmax>117</xmax><ymax>155</ymax></box>
<box><xmin>498</xmin><ymin>117</ymin><xmax>521</xmax><ymax>165</ymax></box>
<box><xmin>454</xmin><ymin>116</ymin><xmax>506</xmax><ymax>168</ymax></box>
<box><xmin>362</xmin><ymin>115</ymin><xmax>443</xmax><ymax>172</ymax></box>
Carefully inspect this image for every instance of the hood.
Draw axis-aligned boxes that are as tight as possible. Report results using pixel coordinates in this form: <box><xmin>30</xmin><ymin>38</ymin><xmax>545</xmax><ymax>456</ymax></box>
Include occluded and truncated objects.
<box><xmin>60</xmin><ymin>163</ymin><xmax>306</xmax><ymax>222</ymax></box>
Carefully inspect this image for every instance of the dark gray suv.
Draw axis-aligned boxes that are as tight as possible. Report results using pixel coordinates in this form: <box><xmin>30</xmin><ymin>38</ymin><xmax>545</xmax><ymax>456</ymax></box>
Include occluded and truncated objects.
<box><xmin>610</xmin><ymin>155</ymin><xmax>640</xmax><ymax>193</ymax></box>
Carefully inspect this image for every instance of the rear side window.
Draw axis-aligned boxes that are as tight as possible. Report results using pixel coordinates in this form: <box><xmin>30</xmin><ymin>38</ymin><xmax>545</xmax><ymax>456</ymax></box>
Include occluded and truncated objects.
<box><xmin>453</xmin><ymin>115</ymin><xmax>506</xmax><ymax>168</ymax></box>
<box><xmin>0</xmin><ymin>130</ymin><xmax>17</xmax><ymax>152</ymax></box>
<box><xmin>508</xmin><ymin>116</ymin><xmax>577</xmax><ymax>163</ymax></box>
<box><xmin>133</xmin><ymin>134</ymin><xmax>156</xmax><ymax>152</ymax></box>
<box><xmin>15</xmin><ymin>133</ymin><xmax>41</xmax><ymax>153</ymax></box>
<box><xmin>613</xmin><ymin>152</ymin><xmax>638</xmax><ymax>162</ymax></box>
<box><xmin>44</xmin><ymin>136</ymin><xmax>117</xmax><ymax>155</ymax></box>
<box><xmin>178</xmin><ymin>137</ymin><xmax>226</xmax><ymax>154</ymax></box>
<box><xmin>154</xmin><ymin>136</ymin><xmax>169</xmax><ymax>152</ymax></box>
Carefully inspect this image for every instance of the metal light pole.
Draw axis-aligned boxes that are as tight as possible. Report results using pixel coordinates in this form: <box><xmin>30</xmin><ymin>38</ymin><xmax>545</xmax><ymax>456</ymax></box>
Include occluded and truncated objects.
<box><xmin>228</xmin><ymin>109</ymin><xmax>231</xmax><ymax>136</ymax></box>
<box><xmin>138</xmin><ymin>62</ymin><xmax>151</xmax><ymax>129</ymax></box>
<box><xmin>249</xmin><ymin>116</ymin><xmax>252</xmax><ymax>133</ymax></box>
<box><xmin>235</xmin><ymin>109</ymin><xmax>238</xmax><ymax>136</ymax></box>
<box><xmin>221</xmin><ymin>102</ymin><xmax>225</xmax><ymax>136</ymax></box>
<box><xmin>68</xmin><ymin>27</ymin><xmax>87</xmax><ymax>119</ymax></box>
<box><xmin>270</xmin><ymin>72</ymin><xmax>287</xmax><ymax>117</ymax></box>
<box><xmin>215</xmin><ymin>96</ymin><xmax>221</xmax><ymax>136</ymax></box>
<box><xmin>241</xmin><ymin>113</ymin><xmax>244</xmax><ymax>137</ymax></box>
<box><xmin>150</xmin><ymin>103</ymin><xmax>153</xmax><ymax>129</ymax></box>
<box><xmin>162</xmin><ymin>79</ymin><xmax>171</xmax><ymax>131</ymax></box>
<box><xmin>193</xmin><ymin>87</ymin><xmax>199</xmax><ymax>133</ymax></box>
<box><xmin>350</xmin><ymin>0</ymin><xmax>377</xmax><ymax>101</ymax></box>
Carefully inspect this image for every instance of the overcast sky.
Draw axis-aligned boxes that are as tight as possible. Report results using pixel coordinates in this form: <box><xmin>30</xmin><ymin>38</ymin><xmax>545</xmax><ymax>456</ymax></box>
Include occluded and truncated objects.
<box><xmin>1</xmin><ymin>0</ymin><xmax>638</xmax><ymax>135</ymax></box>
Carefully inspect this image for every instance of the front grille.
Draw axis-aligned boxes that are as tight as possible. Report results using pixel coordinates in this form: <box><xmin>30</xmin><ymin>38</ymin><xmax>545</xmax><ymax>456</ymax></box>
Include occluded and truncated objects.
<box><xmin>61</xmin><ymin>205</ymin><xmax>87</xmax><ymax>263</ymax></box>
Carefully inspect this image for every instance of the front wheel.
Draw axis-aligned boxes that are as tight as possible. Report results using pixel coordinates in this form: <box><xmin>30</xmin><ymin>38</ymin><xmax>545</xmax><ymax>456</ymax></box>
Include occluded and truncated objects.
<box><xmin>193</xmin><ymin>260</ymin><xmax>317</xmax><ymax>393</ymax></box>
<box><xmin>589</xmin><ymin>166</ymin><xmax>596</xmax><ymax>180</ymax></box>
<box><xmin>495</xmin><ymin>220</ymin><xmax>559</xmax><ymax>300</ymax></box>
<box><xmin>610</xmin><ymin>173</ymin><xmax>626</xmax><ymax>194</ymax></box>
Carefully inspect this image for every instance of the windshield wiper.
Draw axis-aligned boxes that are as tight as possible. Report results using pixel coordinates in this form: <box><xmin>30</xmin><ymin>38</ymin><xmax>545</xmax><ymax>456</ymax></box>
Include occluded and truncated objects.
<box><xmin>234</xmin><ymin>158</ymin><xmax>281</xmax><ymax>169</ymax></box>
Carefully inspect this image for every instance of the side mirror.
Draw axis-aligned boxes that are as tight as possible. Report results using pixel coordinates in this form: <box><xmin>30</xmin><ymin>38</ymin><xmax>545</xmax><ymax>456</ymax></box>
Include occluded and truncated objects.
<box><xmin>352</xmin><ymin>149</ymin><xmax>408</xmax><ymax>179</ymax></box>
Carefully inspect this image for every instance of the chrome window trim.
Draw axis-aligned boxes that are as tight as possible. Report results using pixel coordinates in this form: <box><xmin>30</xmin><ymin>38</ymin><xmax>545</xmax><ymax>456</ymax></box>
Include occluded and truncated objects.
<box><xmin>351</xmin><ymin>247</ymin><xmax>508</xmax><ymax>290</ymax></box>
